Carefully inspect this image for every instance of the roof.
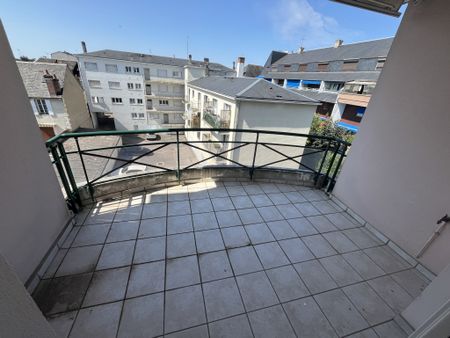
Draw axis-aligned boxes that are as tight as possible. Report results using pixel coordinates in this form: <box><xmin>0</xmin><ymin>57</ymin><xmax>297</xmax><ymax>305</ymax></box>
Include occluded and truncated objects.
<box><xmin>268</xmin><ymin>37</ymin><xmax>393</xmax><ymax>66</ymax></box>
<box><xmin>263</xmin><ymin>71</ymin><xmax>380</xmax><ymax>82</ymax></box>
<box><xmin>331</xmin><ymin>0</ymin><xmax>403</xmax><ymax>17</ymax></box>
<box><xmin>36</xmin><ymin>58</ymin><xmax>78</xmax><ymax>73</ymax></box>
<box><xmin>294</xmin><ymin>90</ymin><xmax>338</xmax><ymax>104</ymax></box>
<box><xmin>17</xmin><ymin>61</ymin><xmax>67</xmax><ymax>98</ymax></box>
<box><xmin>188</xmin><ymin>76</ymin><xmax>317</xmax><ymax>104</ymax></box>
<box><xmin>263</xmin><ymin>51</ymin><xmax>288</xmax><ymax>68</ymax></box>
<box><xmin>76</xmin><ymin>49</ymin><xmax>233</xmax><ymax>72</ymax></box>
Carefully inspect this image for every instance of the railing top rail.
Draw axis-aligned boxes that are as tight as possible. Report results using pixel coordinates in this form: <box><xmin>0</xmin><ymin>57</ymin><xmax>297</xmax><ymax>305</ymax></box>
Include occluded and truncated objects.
<box><xmin>46</xmin><ymin>128</ymin><xmax>351</xmax><ymax>147</ymax></box>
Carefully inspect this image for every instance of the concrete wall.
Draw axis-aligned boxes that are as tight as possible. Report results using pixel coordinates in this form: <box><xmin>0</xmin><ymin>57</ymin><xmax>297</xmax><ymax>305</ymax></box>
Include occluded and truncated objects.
<box><xmin>62</xmin><ymin>68</ymin><xmax>93</xmax><ymax>129</ymax></box>
<box><xmin>0</xmin><ymin>21</ymin><xmax>70</xmax><ymax>282</ymax></box>
<box><xmin>0</xmin><ymin>254</ymin><xmax>56</xmax><ymax>337</ymax></box>
<box><xmin>334</xmin><ymin>0</ymin><xmax>450</xmax><ymax>274</ymax></box>
<box><xmin>234</xmin><ymin>101</ymin><xmax>315</xmax><ymax>168</ymax></box>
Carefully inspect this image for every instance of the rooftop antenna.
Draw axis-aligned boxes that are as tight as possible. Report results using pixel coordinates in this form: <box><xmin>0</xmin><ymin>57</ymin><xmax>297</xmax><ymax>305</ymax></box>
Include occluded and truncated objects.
<box><xmin>186</xmin><ymin>35</ymin><xmax>190</xmax><ymax>58</ymax></box>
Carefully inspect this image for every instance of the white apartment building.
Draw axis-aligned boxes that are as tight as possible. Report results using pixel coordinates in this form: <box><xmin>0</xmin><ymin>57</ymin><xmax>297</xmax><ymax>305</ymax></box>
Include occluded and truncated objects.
<box><xmin>185</xmin><ymin>76</ymin><xmax>318</xmax><ymax>168</ymax></box>
<box><xmin>76</xmin><ymin>48</ymin><xmax>233</xmax><ymax>130</ymax></box>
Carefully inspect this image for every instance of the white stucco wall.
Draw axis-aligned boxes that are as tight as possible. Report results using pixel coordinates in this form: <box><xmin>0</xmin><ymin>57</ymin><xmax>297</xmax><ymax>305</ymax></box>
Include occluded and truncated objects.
<box><xmin>334</xmin><ymin>0</ymin><xmax>450</xmax><ymax>274</ymax></box>
<box><xmin>0</xmin><ymin>21</ymin><xmax>70</xmax><ymax>283</ymax></box>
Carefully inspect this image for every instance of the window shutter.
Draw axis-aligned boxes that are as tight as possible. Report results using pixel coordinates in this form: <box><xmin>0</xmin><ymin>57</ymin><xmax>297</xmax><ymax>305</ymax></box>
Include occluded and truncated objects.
<box><xmin>46</xmin><ymin>100</ymin><xmax>55</xmax><ymax>116</ymax></box>
<box><xmin>30</xmin><ymin>99</ymin><xmax>39</xmax><ymax>116</ymax></box>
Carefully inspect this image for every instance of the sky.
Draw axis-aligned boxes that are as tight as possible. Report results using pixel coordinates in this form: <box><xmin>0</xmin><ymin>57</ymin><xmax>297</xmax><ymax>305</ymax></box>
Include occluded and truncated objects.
<box><xmin>0</xmin><ymin>0</ymin><xmax>404</xmax><ymax>67</ymax></box>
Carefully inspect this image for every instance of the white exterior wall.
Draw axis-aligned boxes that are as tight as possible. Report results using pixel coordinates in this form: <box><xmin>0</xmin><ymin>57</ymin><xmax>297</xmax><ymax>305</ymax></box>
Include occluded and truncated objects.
<box><xmin>334</xmin><ymin>0</ymin><xmax>450</xmax><ymax>274</ymax></box>
<box><xmin>30</xmin><ymin>97</ymin><xmax>70</xmax><ymax>134</ymax></box>
<box><xmin>78</xmin><ymin>55</ymin><xmax>185</xmax><ymax>130</ymax></box>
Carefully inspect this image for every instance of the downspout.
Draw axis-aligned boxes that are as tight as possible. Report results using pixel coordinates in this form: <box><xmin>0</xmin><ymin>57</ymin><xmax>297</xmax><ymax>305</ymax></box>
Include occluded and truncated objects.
<box><xmin>416</xmin><ymin>215</ymin><xmax>450</xmax><ymax>258</ymax></box>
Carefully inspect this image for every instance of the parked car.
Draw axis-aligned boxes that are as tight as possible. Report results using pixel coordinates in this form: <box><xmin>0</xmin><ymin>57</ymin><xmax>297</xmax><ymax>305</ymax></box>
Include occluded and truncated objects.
<box><xmin>146</xmin><ymin>133</ymin><xmax>158</xmax><ymax>140</ymax></box>
<box><xmin>118</xmin><ymin>164</ymin><xmax>148</xmax><ymax>176</ymax></box>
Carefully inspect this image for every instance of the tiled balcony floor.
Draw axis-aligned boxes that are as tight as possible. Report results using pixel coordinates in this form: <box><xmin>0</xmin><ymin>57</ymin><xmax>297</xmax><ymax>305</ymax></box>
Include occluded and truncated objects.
<box><xmin>33</xmin><ymin>181</ymin><xmax>431</xmax><ymax>338</ymax></box>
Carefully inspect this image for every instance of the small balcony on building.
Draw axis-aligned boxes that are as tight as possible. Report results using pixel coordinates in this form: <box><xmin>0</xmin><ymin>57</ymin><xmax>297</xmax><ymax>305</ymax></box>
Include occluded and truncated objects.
<box><xmin>203</xmin><ymin>109</ymin><xmax>231</xmax><ymax>128</ymax></box>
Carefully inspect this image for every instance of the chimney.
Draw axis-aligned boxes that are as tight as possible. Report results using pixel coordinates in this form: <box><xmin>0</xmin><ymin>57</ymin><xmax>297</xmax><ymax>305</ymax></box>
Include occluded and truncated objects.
<box><xmin>298</xmin><ymin>46</ymin><xmax>305</xmax><ymax>54</ymax></box>
<box><xmin>334</xmin><ymin>39</ymin><xmax>343</xmax><ymax>48</ymax></box>
<box><xmin>43</xmin><ymin>70</ymin><xmax>61</xmax><ymax>96</ymax></box>
<box><xmin>204</xmin><ymin>57</ymin><xmax>210</xmax><ymax>76</ymax></box>
<box><xmin>232</xmin><ymin>61</ymin><xmax>236</xmax><ymax>70</ymax></box>
<box><xmin>236</xmin><ymin>56</ymin><xmax>245</xmax><ymax>77</ymax></box>
<box><xmin>81</xmin><ymin>41</ymin><xmax>87</xmax><ymax>53</ymax></box>
<box><xmin>188</xmin><ymin>54</ymin><xmax>192</xmax><ymax>64</ymax></box>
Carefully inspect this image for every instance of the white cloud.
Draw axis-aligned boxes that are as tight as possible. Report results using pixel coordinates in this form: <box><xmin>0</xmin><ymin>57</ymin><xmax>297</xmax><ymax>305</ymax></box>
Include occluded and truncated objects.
<box><xmin>271</xmin><ymin>0</ymin><xmax>359</xmax><ymax>49</ymax></box>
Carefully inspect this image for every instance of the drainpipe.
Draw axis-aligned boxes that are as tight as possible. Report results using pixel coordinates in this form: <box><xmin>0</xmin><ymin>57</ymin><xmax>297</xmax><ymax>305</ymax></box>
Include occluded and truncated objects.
<box><xmin>416</xmin><ymin>215</ymin><xmax>450</xmax><ymax>258</ymax></box>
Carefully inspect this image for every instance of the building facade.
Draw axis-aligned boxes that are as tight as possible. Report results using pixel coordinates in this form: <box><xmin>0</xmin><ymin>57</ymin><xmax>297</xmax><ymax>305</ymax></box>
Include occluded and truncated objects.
<box><xmin>185</xmin><ymin>76</ymin><xmax>318</xmax><ymax>168</ymax></box>
<box><xmin>17</xmin><ymin>61</ymin><xmax>93</xmax><ymax>140</ymax></box>
<box><xmin>76</xmin><ymin>49</ymin><xmax>233</xmax><ymax>131</ymax></box>
<box><xmin>261</xmin><ymin>38</ymin><xmax>393</xmax><ymax>132</ymax></box>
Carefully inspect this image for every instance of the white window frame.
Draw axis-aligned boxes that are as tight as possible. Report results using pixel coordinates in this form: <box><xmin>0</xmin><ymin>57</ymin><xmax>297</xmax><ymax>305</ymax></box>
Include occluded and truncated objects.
<box><xmin>105</xmin><ymin>64</ymin><xmax>118</xmax><ymax>73</ymax></box>
<box><xmin>108</xmin><ymin>81</ymin><xmax>121</xmax><ymax>89</ymax></box>
<box><xmin>92</xmin><ymin>96</ymin><xmax>104</xmax><ymax>104</ymax></box>
<box><xmin>129</xmin><ymin>98</ymin><xmax>136</xmax><ymax>104</ymax></box>
<box><xmin>172</xmin><ymin>71</ymin><xmax>181</xmax><ymax>78</ymax></box>
<box><xmin>135</xmin><ymin>83</ymin><xmax>142</xmax><ymax>90</ymax></box>
<box><xmin>84</xmin><ymin>62</ymin><xmax>98</xmax><ymax>71</ymax></box>
<box><xmin>133</xmin><ymin>67</ymin><xmax>140</xmax><ymax>74</ymax></box>
<box><xmin>35</xmin><ymin>99</ymin><xmax>49</xmax><ymax>114</ymax></box>
<box><xmin>111</xmin><ymin>97</ymin><xmax>123</xmax><ymax>104</ymax></box>
<box><xmin>157</xmin><ymin>69</ymin><xmax>168</xmax><ymax>78</ymax></box>
<box><xmin>127</xmin><ymin>83</ymin><xmax>134</xmax><ymax>90</ymax></box>
<box><xmin>88</xmin><ymin>80</ymin><xmax>101</xmax><ymax>88</ymax></box>
<box><xmin>137</xmin><ymin>98</ymin><xmax>143</xmax><ymax>104</ymax></box>
<box><xmin>125</xmin><ymin>66</ymin><xmax>132</xmax><ymax>73</ymax></box>
<box><xmin>159</xmin><ymin>99</ymin><xmax>169</xmax><ymax>105</ymax></box>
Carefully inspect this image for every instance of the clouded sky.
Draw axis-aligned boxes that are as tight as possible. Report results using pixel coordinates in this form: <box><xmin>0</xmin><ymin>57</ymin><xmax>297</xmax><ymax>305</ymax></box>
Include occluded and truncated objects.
<box><xmin>0</xmin><ymin>0</ymin><xmax>404</xmax><ymax>67</ymax></box>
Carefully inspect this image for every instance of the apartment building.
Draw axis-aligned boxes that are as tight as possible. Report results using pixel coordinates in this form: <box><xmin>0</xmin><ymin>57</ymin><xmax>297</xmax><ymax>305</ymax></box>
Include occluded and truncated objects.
<box><xmin>185</xmin><ymin>76</ymin><xmax>318</xmax><ymax>167</ymax></box>
<box><xmin>17</xmin><ymin>61</ymin><xmax>93</xmax><ymax>140</ymax></box>
<box><xmin>261</xmin><ymin>38</ymin><xmax>393</xmax><ymax>132</ymax></box>
<box><xmin>76</xmin><ymin>47</ymin><xmax>233</xmax><ymax>130</ymax></box>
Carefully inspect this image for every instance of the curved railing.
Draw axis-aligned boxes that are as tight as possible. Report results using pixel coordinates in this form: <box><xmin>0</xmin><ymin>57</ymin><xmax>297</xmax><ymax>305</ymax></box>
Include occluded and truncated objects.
<box><xmin>46</xmin><ymin>128</ymin><xmax>350</xmax><ymax>211</ymax></box>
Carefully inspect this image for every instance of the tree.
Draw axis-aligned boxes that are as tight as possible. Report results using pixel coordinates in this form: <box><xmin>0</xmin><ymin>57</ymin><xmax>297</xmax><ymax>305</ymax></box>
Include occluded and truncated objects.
<box><xmin>308</xmin><ymin>114</ymin><xmax>354</xmax><ymax>147</ymax></box>
<box><xmin>19</xmin><ymin>56</ymin><xmax>35</xmax><ymax>62</ymax></box>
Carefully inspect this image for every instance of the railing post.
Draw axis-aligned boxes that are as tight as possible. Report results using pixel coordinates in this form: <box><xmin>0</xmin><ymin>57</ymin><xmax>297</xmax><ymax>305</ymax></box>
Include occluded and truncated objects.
<box><xmin>75</xmin><ymin>137</ymin><xmax>93</xmax><ymax>201</ymax></box>
<box><xmin>327</xmin><ymin>143</ymin><xmax>347</xmax><ymax>193</ymax></box>
<box><xmin>57</xmin><ymin>141</ymin><xmax>80</xmax><ymax>206</ymax></box>
<box><xmin>50</xmin><ymin>145</ymin><xmax>75</xmax><ymax>210</ymax></box>
<box><xmin>176</xmin><ymin>131</ymin><xmax>181</xmax><ymax>182</ymax></box>
<box><xmin>250</xmin><ymin>132</ymin><xmax>259</xmax><ymax>180</ymax></box>
<box><xmin>324</xmin><ymin>140</ymin><xmax>339</xmax><ymax>188</ymax></box>
<box><xmin>315</xmin><ymin>140</ymin><xmax>330</xmax><ymax>186</ymax></box>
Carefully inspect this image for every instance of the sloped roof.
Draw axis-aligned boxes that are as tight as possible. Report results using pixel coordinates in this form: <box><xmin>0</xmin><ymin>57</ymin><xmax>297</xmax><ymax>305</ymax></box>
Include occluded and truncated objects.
<box><xmin>188</xmin><ymin>76</ymin><xmax>317</xmax><ymax>104</ymax></box>
<box><xmin>264</xmin><ymin>70</ymin><xmax>380</xmax><ymax>82</ymax></box>
<box><xmin>76</xmin><ymin>49</ymin><xmax>233</xmax><ymax>72</ymax></box>
<box><xmin>269</xmin><ymin>38</ymin><xmax>393</xmax><ymax>66</ymax></box>
<box><xmin>294</xmin><ymin>90</ymin><xmax>338</xmax><ymax>104</ymax></box>
<box><xmin>17</xmin><ymin>61</ymin><xmax>67</xmax><ymax>98</ymax></box>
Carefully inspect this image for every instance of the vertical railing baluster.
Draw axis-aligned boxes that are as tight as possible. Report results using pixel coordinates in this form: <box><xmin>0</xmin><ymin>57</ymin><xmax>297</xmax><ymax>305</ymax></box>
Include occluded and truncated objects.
<box><xmin>327</xmin><ymin>143</ymin><xmax>348</xmax><ymax>193</ymax></box>
<box><xmin>250</xmin><ymin>132</ymin><xmax>259</xmax><ymax>180</ymax></box>
<box><xmin>176</xmin><ymin>131</ymin><xmax>181</xmax><ymax>181</ymax></box>
<box><xmin>324</xmin><ymin>140</ymin><xmax>339</xmax><ymax>188</ymax></box>
<box><xmin>57</xmin><ymin>141</ymin><xmax>80</xmax><ymax>206</ymax></box>
<box><xmin>50</xmin><ymin>145</ymin><xmax>74</xmax><ymax>209</ymax></box>
<box><xmin>315</xmin><ymin>139</ymin><xmax>330</xmax><ymax>186</ymax></box>
<box><xmin>75</xmin><ymin>137</ymin><xmax>93</xmax><ymax>201</ymax></box>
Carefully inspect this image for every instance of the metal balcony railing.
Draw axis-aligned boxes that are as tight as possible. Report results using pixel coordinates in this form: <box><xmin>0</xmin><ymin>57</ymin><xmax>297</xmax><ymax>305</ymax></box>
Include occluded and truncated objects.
<box><xmin>46</xmin><ymin>128</ymin><xmax>350</xmax><ymax>211</ymax></box>
<box><xmin>203</xmin><ymin>111</ymin><xmax>230</xmax><ymax>128</ymax></box>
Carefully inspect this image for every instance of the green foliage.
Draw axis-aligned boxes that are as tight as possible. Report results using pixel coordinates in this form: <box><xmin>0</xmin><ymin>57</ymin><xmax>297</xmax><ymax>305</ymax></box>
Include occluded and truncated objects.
<box><xmin>308</xmin><ymin>114</ymin><xmax>355</xmax><ymax>147</ymax></box>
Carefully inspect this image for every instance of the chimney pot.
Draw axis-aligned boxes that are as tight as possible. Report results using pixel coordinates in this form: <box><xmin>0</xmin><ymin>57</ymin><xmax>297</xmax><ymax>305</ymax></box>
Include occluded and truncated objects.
<box><xmin>232</xmin><ymin>61</ymin><xmax>236</xmax><ymax>70</ymax></box>
<box><xmin>334</xmin><ymin>39</ymin><xmax>343</xmax><ymax>48</ymax></box>
<box><xmin>204</xmin><ymin>57</ymin><xmax>209</xmax><ymax>64</ymax></box>
<box><xmin>236</xmin><ymin>57</ymin><xmax>245</xmax><ymax>77</ymax></box>
<box><xmin>81</xmin><ymin>41</ymin><xmax>87</xmax><ymax>53</ymax></box>
<box><xmin>188</xmin><ymin>54</ymin><xmax>192</xmax><ymax>64</ymax></box>
<box><xmin>44</xmin><ymin>72</ymin><xmax>61</xmax><ymax>96</ymax></box>
<box><xmin>298</xmin><ymin>46</ymin><xmax>305</xmax><ymax>53</ymax></box>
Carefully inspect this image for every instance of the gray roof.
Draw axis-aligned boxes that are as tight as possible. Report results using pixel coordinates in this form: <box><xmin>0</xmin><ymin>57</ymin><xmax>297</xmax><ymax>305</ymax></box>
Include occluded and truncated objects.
<box><xmin>17</xmin><ymin>61</ymin><xmax>67</xmax><ymax>98</ymax></box>
<box><xmin>293</xmin><ymin>90</ymin><xmax>338</xmax><ymax>104</ymax></box>
<box><xmin>76</xmin><ymin>49</ymin><xmax>233</xmax><ymax>72</ymax></box>
<box><xmin>271</xmin><ymin>38</ymin><xmax>393</xmax><ymax>65</ymax></box>
<box><xmin>188</xmin><ymin>76</ymin><xmax>316</xmax><ymax>104</ymax></box>
<box><xmin>264</xmin><ymin>70</ymin><xmax>380</xmax><ymax>82</ymax></box>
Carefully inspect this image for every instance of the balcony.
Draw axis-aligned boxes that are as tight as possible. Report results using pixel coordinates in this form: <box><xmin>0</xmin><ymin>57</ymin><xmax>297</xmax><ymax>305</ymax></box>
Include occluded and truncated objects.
<box><xmin>203</xmin><ymin>110</ymin><xmax>231</xmax><ymax>128</ymax></box>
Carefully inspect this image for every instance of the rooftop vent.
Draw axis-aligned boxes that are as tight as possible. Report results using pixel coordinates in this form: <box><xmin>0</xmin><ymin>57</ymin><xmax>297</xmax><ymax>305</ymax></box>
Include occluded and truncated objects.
<box><xmin>334</xmin><ymin>39</ymin><xmax>344</xmax><ymax>48</ymax></box>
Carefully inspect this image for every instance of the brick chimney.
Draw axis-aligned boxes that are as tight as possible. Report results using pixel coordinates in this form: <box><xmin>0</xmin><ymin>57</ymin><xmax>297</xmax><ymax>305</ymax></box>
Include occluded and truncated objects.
<box><xmin>236</xmin><ymin>57</ymin><xmax>245</xmax><ymax>77</ymax></box>
<box><xmin>43</xmin><ymin>70</ymin><xmax>61</xmax><ymax>96</ymax></box>
<box><xmin>334</xmin><ymin>39</ymin><xmax>343</xmax><ymax>48</ymax></box>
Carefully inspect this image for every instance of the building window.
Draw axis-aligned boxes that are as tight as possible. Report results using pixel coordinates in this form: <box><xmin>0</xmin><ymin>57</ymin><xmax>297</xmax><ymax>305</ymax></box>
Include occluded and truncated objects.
<box><xmin>84</xmin><ymin>62</ymin><xmax>98</xmax><ymax>71</ymax></box>
<box><xmin>35</xmin><ymin>99</ymin><xmax>48</xmax><ymax>114</ymax></box>
<box><xmin>127</xmin><ymin>83</ymin><xmax>134</xmax><ymax>90</ymax></box>
<box><xmin>324</xmin><ymin>82</ymin><xmax>344</xmax><ymax>91</ymax></box>
<box><xmin>88</xmin><ymin>80</ymin><xmax>101</xmax><ymax>88</ymax></box>
<box><xmin>163</xmin><ymin>113</ymin><xmax>169</xmax><ymax>124</ymax></box>
<box><xmin>376</xmin><ymin>59</ymin><xmax>386</xmax><ymax>70</ymax></box>
<box><xmin>317</xmin><ymin>63</ymin><xmax>329</xmax><ymax>72</ymax></box>
<box><xmin>137</xmin><ymin>98</ymin><xmax>143</xmax><ymax>104</ymax></box>
<box><xmin>133</xmin><ymin>67</ymin><xmax>140</xmax><ymax>73</ymax></box>
<box><xmin>299</xmin><ymin>64</ymin><xmax>307</xmax><ymax>72</ymax></box>
<box><xmin>112</xmin><ymin>97</ymin><xmax>123</xmax><ymax>104</ymax></box>
<box><xmin>131</xmin><ymin>112</ymin><xmax>145</xmax><ymax>120</ymax></box>
<box><xmin>108</xmin><ymin>81</ymin><xmax>121</xmax><ymax>89</ymax></box>
<box><xmin>159</xmin><ymin>99</ymin><xmax>169</xmax><ymax>105</ymax></box>
<box><xmin>135</xmin><ymin>83</ymin><xmax>142</xmax><ymax>89</ymax></box>
<box><xmin>172</xmin><ymin>71</ymin><xmax>181</xmax><ymax>77</ymax></box>
<box><xmin>129</xmin><ymin>98</ymin><xmax>136</xmax><ymax>104</ymax></box>
<box><xmin>223</xmin><ymin>103</ymin><xmax>231</xmax><ymax>111</ymax></box>
<box><xmin>125</xmin><ymin>66</ymin><xmax>132</xmax><ymax>73</ymax></box>
<box><xmin>105</xmin><ymin>64</ymin><xmax>119</xmax><ymax>73</ymax></box>
<box><xmin>157</xmin><ymin>69</ymin><xmax>168</xmax><ymax>77</ymax></box>
<box><xmin>139</xmin><ymin>113</ymin><xmax>145</xmax><ymax>119</ymax></box>
<box><xmin>342</xmin><ymin>60</ymin><xmax>358</xmax><ymax>71</ymax></box>
<box><xmin>92</xmin><ymin>96</ymin><xmax>104</xmax><ymax>104</ymax></box>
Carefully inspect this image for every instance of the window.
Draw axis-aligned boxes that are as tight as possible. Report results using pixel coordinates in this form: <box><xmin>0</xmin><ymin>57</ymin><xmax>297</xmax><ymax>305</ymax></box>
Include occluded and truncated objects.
<box><xmin>35</xmin><ymin>99</ymin><xmax>48</xmax><ymax>114</ymax></box>
<box><xmin>129</xmin><ymin>98</ymin><xmax>136</xmax><ymax>104</ymax></box>
<box><xmin>139</xmin><ymin>113</ymin><xmax>145</xmax><ymax>118</ymax></box>
<box><xmin>84</xmin><ymin>62</ymin><xmax>98</xmax><ymax>71</ymax></box>
<box><xmin>131</xmin><ymin>112</ymin><xmax>145</xmax><ymax>120</ymax></box>
<box><xmin>342</xmin><ymin>60</ymin><xmax>358</xmax><ymax>71</ymax></box>
<box><xmin>125</xmin><ymin>66</ymin><xmax>132</xmax><ymax>73</ymax></box>
<box><xmin>191</xmin><ymin>90</ymin><xmax>194</xmax><ymax>98</ymax></box>
<box><xmin>133</xmin><ymin>67</ymin><xmax>140</xmax><ymax>73</ymax></box>
<box><xmin>157</xmin><ymin>69</ymin><xmax>168</xmax><ymax>77</ymax></box>
<box><xmin>88</xmin><ymin>80</ymin><xmax>101</xmax><ymax>88</ymax></box>
<box><xmin>111</xmin><ymin>97</ymin><xmax>123</xmax><ymax>104</ymax></box>
<box><xmin>299</xmin><ymin>64</ymin><xmax>307</xmax><ymax>72</ymax></box>
<box><xmin>108</xmin><ymin>81</ymin><xmax>121</xmax><ymax>89</ymax></box>
<box><xmin>137</xmin><ymin>98</ymin><xmax>143</xmax><ymax>104</ymax></box>
<box><xmin>376</xmin><ymin>59</ymin><xmax>386</xmax><ymax>70</ymax></box>
<box><xmin>135</xmin><ymin>83</ymin><xmax>142</xmax><ymax>89</ymax></box>
<box><xmin>317</xmin><ymin>63</ymin><xmax>329</xmax><ymax>72</ymax></box>
<box><xmin>163</xmin><ymin>113</ymin><xmax>169</xmax><ymax>124</ymax></box>
<box><xmin>127</xmin><ymin>83</ymin><xmax>134</xmax><ymax>90</ymax></box>
<box><xmin>324</xmin><ymin>82</ymin><xmax>344</xmax><ymax>92</ymax></box>
<box><xmin>172</xmin><ymin>71</ymin><xmax>181</xmax><ymax>77</ymax></box>
<box><xmin>105</xmin><ymin>64</ymin><xmax>118</xmax><ymax>73</ymax></box>
<box><xmin>159</xmin><ymin>99</ymin><xmax>169</xmax><ymax>105</ymax></box>
<box><xmin>92</xmin><ymin>96</ymin><xmax>105</xmax><ymax>104</ymax></box>
<box><xmin>223</xmin><ymin>103</ymin><xmax>231</xmax><ymax>111</ymax></box>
